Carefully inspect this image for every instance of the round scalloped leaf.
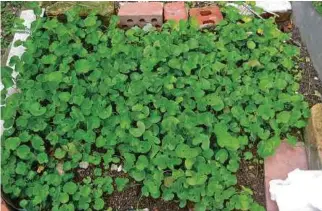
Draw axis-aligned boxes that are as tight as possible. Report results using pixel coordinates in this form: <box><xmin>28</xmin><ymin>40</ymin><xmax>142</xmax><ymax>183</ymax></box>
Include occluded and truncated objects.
<box><xmin>63</xmin><ymin>182</ymin><xmax>77</xmax><ymax>195</ymax></box>
<box><xmin>16</xmin><ymin>145</ymin><xmax>30</xmax><ymax>159</ymax></box>
<box><xmin>4</xmin><ymin>137</ymin><xmax>21</xmax><ymax>150</ymax></box>
<box><xmin>129</xmin><ymin>121</ymin><xmax>145</xmax><ymax>137</ymax></box>
<box><xmin>247</xmin><ymin>41</ymin><xmax>256</xmax><ymax>49</ymax></box>
<box><xmin>28</xmin><ymin>102</ymin><xmax>47</xmax><ymax>116</ymax></box>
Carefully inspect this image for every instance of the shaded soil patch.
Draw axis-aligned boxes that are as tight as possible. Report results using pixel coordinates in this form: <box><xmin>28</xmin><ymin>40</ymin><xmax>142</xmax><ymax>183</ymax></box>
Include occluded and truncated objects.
<box><xmin>292</xmin><ymin>26</ymin><xmax>322</xmax><ymax>107</ymax></box>
<box><xmin>73</xmin><ymin>165</ymin><xmax>188</xmax><ymax>211</ymax></box>
<box><xmin>106</xmin><ymin>180</ymin><xmax>188</xmax><ymax>211</ymax></box>
<box><xmin>105</xmin><ymin>170</ymin><xmax>188</xmax><ymax>211</ymax></box>
<box><xmin>237</xmin><ymin>146</ymin><xmax>265</xmax><ymax>207</ymax></box>
<box><xmin>237</xmin><ymin>159</ymin><xmax>265</xmax><ymax>206</ymax></box>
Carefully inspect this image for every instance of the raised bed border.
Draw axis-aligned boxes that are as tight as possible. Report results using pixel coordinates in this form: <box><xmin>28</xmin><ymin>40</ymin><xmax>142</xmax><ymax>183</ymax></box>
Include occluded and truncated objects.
<box><xmin>292</xmin><ymin>2</ymin><xmax>322</xmax><ymax>81</ymax></box>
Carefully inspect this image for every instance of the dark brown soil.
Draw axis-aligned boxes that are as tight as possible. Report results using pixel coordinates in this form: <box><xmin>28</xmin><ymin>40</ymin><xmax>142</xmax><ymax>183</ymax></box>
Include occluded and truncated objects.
<box><xmin>292</xmin><ymin>27</ymin><xmax>322</xmax><ymax>107</ymax></box>
<box><xmin>236</xmin><ymin>146</ymin><xmax>265</xmax><ymax>207</ymax></box>
<box><xmin>106</xmin><ymin>180</ymin><xmax>188</xmax><ymax>211</ymax></box>
<box><xmin>237</xmin><ymin>159</ymin><xmax>265</xmax><ymax>206</ymax></box>
<box><xmin>73</xmin><ymin>164</ymin><xmax>188</xmax><ymax>211</ymax></box>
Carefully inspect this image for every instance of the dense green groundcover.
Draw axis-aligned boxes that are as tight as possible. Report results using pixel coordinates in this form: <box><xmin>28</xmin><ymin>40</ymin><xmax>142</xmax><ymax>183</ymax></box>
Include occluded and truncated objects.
<box><xmin>1</xmin><ymin>5</ymin><xmax>309</xmax><ymax>211</ymax></box>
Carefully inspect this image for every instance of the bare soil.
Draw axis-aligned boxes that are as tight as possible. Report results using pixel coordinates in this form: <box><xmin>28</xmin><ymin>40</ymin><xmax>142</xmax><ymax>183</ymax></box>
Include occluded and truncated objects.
<box><xmin>106</xmin><ymin>180</ymin><xmax>188</xmax><ymax>211</ymax></box>
<box><xmin>237</xmin><ymin>157</ymin><xmax>265</xmax><ymax>207</ymax></box>
<box><xmin>292</xmin><ymin>27</ymin><xmax>322</xmax><ymax>107</ymax></box>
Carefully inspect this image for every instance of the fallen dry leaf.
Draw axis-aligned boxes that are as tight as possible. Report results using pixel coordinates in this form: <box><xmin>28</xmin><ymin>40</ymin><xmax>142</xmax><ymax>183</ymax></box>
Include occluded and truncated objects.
<box><xmin>37</xmin><ymin>165</ymin><xmax>45</xmax><ymax>173</ymax></box>
<box><xmin>56</xmin><ymin>162</ymin><xmax>64</xmax><ymax>175</ymax></box>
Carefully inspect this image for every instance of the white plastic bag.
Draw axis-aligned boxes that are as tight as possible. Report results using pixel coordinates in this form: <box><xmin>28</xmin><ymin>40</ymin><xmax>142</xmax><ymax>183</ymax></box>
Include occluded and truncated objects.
<box><xmin>270</xmin><ymin>169</ymin><xmax>322</xmax><ymax>211</ymax></box>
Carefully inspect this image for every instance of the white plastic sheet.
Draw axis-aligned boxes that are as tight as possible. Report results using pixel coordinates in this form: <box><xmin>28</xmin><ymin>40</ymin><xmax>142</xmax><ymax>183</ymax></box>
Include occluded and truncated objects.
<box><xmin>270</xmin><ymin>169</ymin><xmax>322</xmax><ymax>211</ymax></box>
<box><xmin>256</xmin><ymin>1</ymin><xmax>292</xmax><ymax>13</ymax></box>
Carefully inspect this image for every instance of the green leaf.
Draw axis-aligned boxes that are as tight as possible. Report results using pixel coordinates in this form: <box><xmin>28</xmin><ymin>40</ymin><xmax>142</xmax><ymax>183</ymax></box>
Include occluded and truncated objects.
<box><xmin>87</xmin><ymin>116</ymin><xmax>101</xmax><ymax>130</ymax></box>
<box><xmin>63</xmin><ymin>182</ymin><xmax>77</xmax><ymax>195</ymax></box>
<box><xmin>246</xmin><ymin>59</ymin><xmax>261</xmax><ymax>67</ymax></box>
<box><xmin>31</xmin><ymin>136</ymin><xmax>44</xmax><ymax>151</ymax></box>
<box><xmin>247</xmin><ymin>41</ymin><xmax>256</xmax><ymax>49</ymax></box>
<box><xmin>130</xmin><ymin>170</ymin><xmax>146</xmax><ymax>181</ymax></box>
<box><xmin>257</xmin><ymin>136</ymin><xmax>280</xmax><ymax>158</ymax></box>
<box><xmin>212</xmin><ymin>61</ymin><xmax>226</xmax><ymax>72</ymax></box>
<box><xmin>29</xmin><ymin>102</ymin><xmax>47</xmax><ymax>116</ymax></box>
<box><xmin>5</xmin><ymin>137</ymin><xmax>21</xmax><ymax>150</ymax></box>
<box><xmin>16</xmin><ymin>145</ymin><xmax>30</xmax><ymax>159</ymax></box>
<box><xmin>115</xmin><ymin>178</ymin><xmax>129</xmax><ymax>192</ymax></box>
<box><xmin>168</xmin><ymin>58</ymin><xmax>181</xmax><ymax>69</ymax></box>
<box><xmin>19</xmin><ymin>200</ymin><xmax>28</xmax><ymax>208</ymax></box>
<box><xmin>45</xmin><ymin>71</ymin><xmax>63</xmax><ymax>82</ymax></box>
<box><xmin>84</xmin><ymin>16</ymin><xmax>97</xmax><ymax>27</ymax></box>
<box><xmin>54</xmin><ymin>148</ymin><xmax>66</xmax><ymax>159</ymax></box>
<box><xmin>227</xmin><ymin>159</ymin><xmax>239</xmax><ymax>172</ymax></box>
<box><xmin>276</xmin><ymin>111</ymin><xmax>291</xmax><ymax>124</ymax></box>
<box><xmin>41</xmin><ymin>54</ymin><xmax>57</xmax><ymax>64</ymax></box>
<box><xmin>188</xmin><ymin>38</ymin><xmax>199</xmax><ymax>49</ymax></box>
<box><xmin>93</xmin><ymin>198</ymin><xmax>104</xmax><ymax>210</ymax></box>
<box><xmin>98</xmin><ymin>105</ymin><xmax>112</xmax><ymax>119</ymax></box>
<box><xmin>37</xmin><ymin>152</ymin><xmax>49</xmax><ymax>164</ymax></box>
<box><xmin>161</xmin><ymin>116</ymin><xmax>179</xmax><ymax>131</ymax></box>
<box><xmin>80</xmin><ymin>186</ymin><xmax>91</xmax><ymax>197</ymax></box>
<box><xmin>244</xmin><ymin>152</ymin><xmax>253</xmax><ymax>160</ymax></box>
<box><xmin>258</xmin><ymin>104</ymin><xmax>275</xmax><ymax>120</ymax></box>
<box><xmin>286</xmin><ymin>134</ymin><xmax>297</xmax><ymax>146</ymax></box>
<box><xmin>215</xmin><ymin>149</ymin><xmax>228</xmax><ymax>164</ymax></box>
<box><xmin>205</xmin><ymin>94</ymin><xmax>224</xmax><ymax>111</ymax></box>
<box><xmin>192</xmin><ymin>134</ymin><xmax>208</xmax><ymax>145</ymax></box>
<box><xmin>129</xmin><ymin>121</ymin><xmax>145</xmax><ymax>137</ymax></box>
<box><xmin>136</xmin><ymin>155</ymin><xmax>149</xmax><ymax>170</ymax></box>
<box><xmin>175</xmin><ymin>144</ymin><xmax>200</xmax><ymax>159</ymax></box>
<box><xmin>16</xmin><ymin>162</ymin><xmax>28</xmax><ymax>175</ymax></box>
<box><xmin>184</xmin><ymin>158</ymin><xmax>196</xmax><ymax>169</ymax></box>
<box><xmin>187</xmin><ymin>174</ymin><xmax>207</xmax><ymax>186</ymax></box>
<box><xmin>58</xmin><ymin>92</ymin><xmax>71</xmax><ymax>102</ymax></box>
<box><xmin>75</xmin><ymin>59</ymin><xmax>92</xmax><ymax>74</ymax></box>
<box><xmin>96</xmin><ymin>136</ymin><xmax>106</xmax><ymax>148</ymax></box>
<box><xmin>59</xmin><ymin>192</ymin><xmax>69</xmax><ymax>204</ymax></box>
<box><xmin>214</xmin><ymin>124</ymin><xmax>240</xmax><ymax>151</ymax></box>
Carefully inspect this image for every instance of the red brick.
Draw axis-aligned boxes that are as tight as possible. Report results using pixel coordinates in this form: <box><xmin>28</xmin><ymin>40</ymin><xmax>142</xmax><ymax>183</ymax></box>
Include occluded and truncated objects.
<box><xmin>264</xmin><ymin>141</ymin><xmax>308</xmax><ymax>211</ymax></box>
<box><xmin>118</xmin><ymin>2</ymin><xmax>163</xmax><ymax>28</ymax></box>
<box><xmin>1</xmin><ymin>199</ymin><xmax>8</xmax><ymax>211</ymax></box>
<box><xmin>164</xmin><ymin>2</ymin><xmax>188</xmax><ymax>22</ymax></box>
<box><xmin>189</xmin><ymin>6</ymin><xmax>223</xmax><ymax>27</ymax></box>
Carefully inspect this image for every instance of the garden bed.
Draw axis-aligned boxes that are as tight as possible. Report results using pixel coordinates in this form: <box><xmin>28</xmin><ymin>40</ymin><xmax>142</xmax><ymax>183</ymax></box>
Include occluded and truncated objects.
<box><xmin>1</xmin><ymin>2</ymin><xmax>320</xmax><ymax>211</ymax></box>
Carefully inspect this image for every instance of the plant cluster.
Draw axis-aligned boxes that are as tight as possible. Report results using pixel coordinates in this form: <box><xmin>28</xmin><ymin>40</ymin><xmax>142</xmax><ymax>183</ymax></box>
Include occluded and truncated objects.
<box><xmin>1</xmin><ymin>1</ymin><xmax>23</xmax><ymax>56</ymax></box>
<box><xmin>1</xmin><ymin>2</ymin><xmax>40</xmax><ymax>62</ymax></box>
<box><xmin>1</xmin><ymin>5</ymin><xmax>309</xmax><ymax>211</ymax></box>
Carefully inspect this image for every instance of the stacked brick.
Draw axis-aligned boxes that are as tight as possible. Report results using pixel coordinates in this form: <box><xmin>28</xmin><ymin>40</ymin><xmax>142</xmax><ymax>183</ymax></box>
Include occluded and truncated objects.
<box><xmin>189</xmin><ymin>6</ymin><xmax>223</xmax><ymax>27</ymax></box>
<box><xmin>118</xmin><ymin>2</ymin><xmax>164</xmax><ymax>28</ymax></box>
<box><xmin>118</xmin><ymin>2</ymin><xmax>223</xmax><ymax>28</ymax></box>
<box><xmin>164</xmin><ymin>2</ymin><xmax>188</xmax><ymax>22</ymax></box>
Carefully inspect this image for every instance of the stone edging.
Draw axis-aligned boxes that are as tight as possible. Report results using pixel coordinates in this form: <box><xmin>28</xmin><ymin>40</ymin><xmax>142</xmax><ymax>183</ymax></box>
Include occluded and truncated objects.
<box><xmin>305</xmin><ymin>103</ymin><xmax>322</xmax><ymax>169</ymax></box>
<box><xmin>292</xmin><ymin>2</ymin><xmax>322</xmax><ymax>80</ymax></box>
